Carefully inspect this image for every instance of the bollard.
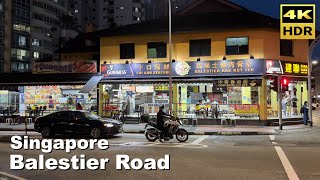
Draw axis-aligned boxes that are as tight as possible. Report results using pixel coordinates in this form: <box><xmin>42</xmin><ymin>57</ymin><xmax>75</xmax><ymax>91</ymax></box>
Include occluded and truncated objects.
<box><xmin>25</xmin><ymin>118</ymin><xmax>28</xmax><ymax>135</ymax></box>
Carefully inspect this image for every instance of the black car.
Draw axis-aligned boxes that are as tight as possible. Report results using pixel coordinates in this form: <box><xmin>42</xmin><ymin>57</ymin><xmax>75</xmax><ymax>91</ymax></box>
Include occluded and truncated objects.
<box><xmin>34</xmin><ymin>111</ymin><xmax>123</xmax><ymax>138</ymax></box>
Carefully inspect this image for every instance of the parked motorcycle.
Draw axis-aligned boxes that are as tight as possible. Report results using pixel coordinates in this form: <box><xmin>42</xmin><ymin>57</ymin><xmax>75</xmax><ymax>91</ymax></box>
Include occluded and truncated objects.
<box><xmin>144</xmin><ymin>115</ymin><xmax>189</xmax><ymax>142</ymax></box>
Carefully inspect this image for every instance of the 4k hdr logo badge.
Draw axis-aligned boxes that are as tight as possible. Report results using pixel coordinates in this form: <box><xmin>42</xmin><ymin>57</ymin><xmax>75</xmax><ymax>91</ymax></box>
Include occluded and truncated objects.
<box><xmin>280</xmin><ymin>4</ymin><xmax>315</xmax><ymax>39</ymax></box>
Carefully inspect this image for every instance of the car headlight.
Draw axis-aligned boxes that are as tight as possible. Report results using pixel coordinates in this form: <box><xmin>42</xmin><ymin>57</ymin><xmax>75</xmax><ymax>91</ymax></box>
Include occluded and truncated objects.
<box><xmin>104</xmin><ymin>123</ymin><xmax>114</xmax><ymax>127</ymax></box>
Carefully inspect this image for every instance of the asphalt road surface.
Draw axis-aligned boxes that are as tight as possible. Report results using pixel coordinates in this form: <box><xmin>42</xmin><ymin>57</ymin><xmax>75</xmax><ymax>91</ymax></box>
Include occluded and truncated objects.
<box><xmin>1</xmin><ymin>110</ymin><xmax>320</xmax><ymax>180</ymax></box>
<box><xmin>0</xmin><ymin>127</ymin><xmax>319</xmax><ymax>180</ymax></box>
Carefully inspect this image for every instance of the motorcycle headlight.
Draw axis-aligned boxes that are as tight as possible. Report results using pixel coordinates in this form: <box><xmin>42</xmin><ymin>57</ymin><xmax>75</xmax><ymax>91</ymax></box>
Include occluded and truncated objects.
<box><xmin>104</xmin><ymin>123</ymin><xmax>114</xmax><ymax>127</ymax></box>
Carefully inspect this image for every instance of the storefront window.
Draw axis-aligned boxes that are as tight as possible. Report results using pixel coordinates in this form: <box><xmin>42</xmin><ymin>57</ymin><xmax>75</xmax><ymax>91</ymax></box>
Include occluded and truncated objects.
<box><xmin>22</xmin><ymin>85</ymin><xmax>97</xmax><ymax>115</ymax></box>
<box><xmin>101</xmin><ymin>81</ymin><xmax>261</xmax><ymax>120</ymax></box>
<box><xmin>267</xmin><ymin>78</ymin><xmax>307</xmax><ymax>119</ymax></box>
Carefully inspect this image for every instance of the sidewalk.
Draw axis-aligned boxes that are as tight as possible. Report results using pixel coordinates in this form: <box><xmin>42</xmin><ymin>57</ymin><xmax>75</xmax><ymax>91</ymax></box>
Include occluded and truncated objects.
<box><xmin>0</xmin><ymin>123</ymin><xmax>277</xmax><ymax>135</ymax></box>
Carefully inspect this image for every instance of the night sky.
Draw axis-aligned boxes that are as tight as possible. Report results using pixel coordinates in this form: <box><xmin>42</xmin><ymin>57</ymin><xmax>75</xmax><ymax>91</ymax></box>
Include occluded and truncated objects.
<box><xmin>230</xmin><ymin>0</ymin><xmax>320</xmax><ymax>60</ymax></box>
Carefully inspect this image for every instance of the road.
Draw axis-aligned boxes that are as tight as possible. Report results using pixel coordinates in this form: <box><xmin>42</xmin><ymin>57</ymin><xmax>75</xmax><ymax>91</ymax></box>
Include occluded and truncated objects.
<box><xmin>0</xmin><ymin>110</ymin><xmax>320</xmax><ymax>180</ymax></box>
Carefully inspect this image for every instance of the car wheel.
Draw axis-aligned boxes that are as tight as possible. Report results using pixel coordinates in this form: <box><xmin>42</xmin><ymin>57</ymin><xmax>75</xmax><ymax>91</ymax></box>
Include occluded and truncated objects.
<box><xmin>41</xmin><ymin>126</ymin><xmax>53</xmax><ymax>138</ymax></box>
<box><xmin>91</xmin><ymin>127</ymin><xmax>102</xmax><ymax>139</ymax></box>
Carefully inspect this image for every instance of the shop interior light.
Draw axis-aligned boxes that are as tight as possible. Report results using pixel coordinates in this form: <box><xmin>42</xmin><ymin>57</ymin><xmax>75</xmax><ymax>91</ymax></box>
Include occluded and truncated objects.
<box><xmin>223</xmin><ymin>56</ymin><xmax>227</xmax><ymax>60</ymax></box>
<box><xmin>197</xmin><ymin>58</ymin><xmax>201</xmax><ymax>61</ymax></box>
<box><xmin>312</xmin><ymin>60</ymin><xmax>318</xmax><ymax>65</ymax></box>
<box><xmin>250</xmin><ymin>55</ymin><xmax>254</xmax><ymax>59</ymax></box>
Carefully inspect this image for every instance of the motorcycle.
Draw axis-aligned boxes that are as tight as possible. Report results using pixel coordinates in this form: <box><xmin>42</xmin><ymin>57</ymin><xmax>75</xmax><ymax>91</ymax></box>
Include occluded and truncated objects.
<box><xmin>144</xmin><ymin>115</ymin><xmax>189</xmax><ymax>142</ymax></box>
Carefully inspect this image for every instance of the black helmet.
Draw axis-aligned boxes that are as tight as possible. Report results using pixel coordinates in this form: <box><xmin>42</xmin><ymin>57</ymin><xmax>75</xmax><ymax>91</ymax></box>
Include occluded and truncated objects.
<box><xmin>160</xmin><ymin>105</ymin><xmax>165</xmax><ymax>109</ymax></box>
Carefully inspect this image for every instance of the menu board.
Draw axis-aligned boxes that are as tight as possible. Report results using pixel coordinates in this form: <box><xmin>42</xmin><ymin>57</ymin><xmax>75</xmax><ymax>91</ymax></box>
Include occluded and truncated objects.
<box><xmin>25</xmin><ymin>86</ymin><xmax>62</xmax><ymax>105</ymax></box>
<box><xmin>24</xmin><ymin>85</ymin><xmax>85</xmax><ymax>105</ymax></box>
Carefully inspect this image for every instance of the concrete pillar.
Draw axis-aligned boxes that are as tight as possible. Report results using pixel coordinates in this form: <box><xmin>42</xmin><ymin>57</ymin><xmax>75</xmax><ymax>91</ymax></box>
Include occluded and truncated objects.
<box><xmin>173</xmin><ymin>83</ymin><xmax>179</xmax><ymax>114</ymax></box>
<box><xmin>98</xmin><ymin>84</ymin><xmax>104</xmax><ymax>116</ymax></box>
<box><xmin>259</xmin><ymin>77</ymin><xmax>267</xmax><ymax>120</ymax></box>
<box><xmin>180</xmin><ymin>84</ymin><xmax>187</xmax><ymax>117</ymax></box>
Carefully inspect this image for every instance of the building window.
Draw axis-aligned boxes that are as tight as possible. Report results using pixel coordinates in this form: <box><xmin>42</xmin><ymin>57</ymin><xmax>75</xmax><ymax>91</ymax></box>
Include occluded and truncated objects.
<box><xmin>226</xmin><ymin>37</ymin><xmax>249</xmax><ymax>55</ymax></box>
<box><xmin>147</xmin><ymin>42</ymin><xmax>167</xmax><ymax>58</ymax></box>
<box><xmin>32</xmin><ymin>39</ymin><xmax>40</xmax><ymax>46</ymax></box>
<box><xmin>189</xmin><ymin>39</ymin><xmax>211</xmax><ymax>57</ymax></box>
<box><xmin>280</xmin><ymin>40</ymin><xmax>293</xmax><ymax>56</ymax></box>
<box><xmin>18</xmin><ymin>36</ymin><xmax>26</xmax><ymax>47</ymax></box>
<box><xmin>33</xmin><ymin>52</ymin><xmax>39</xmax><ymax>59</ymax></box>
<box><xmin>120</xmin><ymin>43</ymin><xmax>135</xmax><ymax>59</ymax></box>
<box><xmin>17</xmin><ymin>49</ymin><xmax>29</xmax><ymax>60</ymax></box>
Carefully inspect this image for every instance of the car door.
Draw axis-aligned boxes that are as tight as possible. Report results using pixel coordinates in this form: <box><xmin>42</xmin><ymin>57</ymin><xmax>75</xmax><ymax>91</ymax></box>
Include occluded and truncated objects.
<box><xmin>52</xmin><ymin>111</ymin><xmax>72</xmax><ymax>133</ymax></box>
<box><xmin>69</xmin><ymin>112</ymin><xmax>91</xmax><ymax>134</ymax></box>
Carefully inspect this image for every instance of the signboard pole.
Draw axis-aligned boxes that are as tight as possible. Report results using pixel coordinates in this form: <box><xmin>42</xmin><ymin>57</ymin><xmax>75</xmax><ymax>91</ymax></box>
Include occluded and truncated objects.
<box><xmin>278</xmin><ymin>75</ymin><xmax>283</xmax><ymax>130</ymax></box>
<box><xmin>307</xmin><ymin>35</ymin><xmax>320</xmax><ymax>126</ymax></box>
<box><xmin>168</xmin><ymin>0</ymin><xmax>173</xmax><ymax>114</ymax></box>
<box><xmin>308</xmin><ymin>52</ymin><xmax>313</xmax><ymax>126</ymax></box>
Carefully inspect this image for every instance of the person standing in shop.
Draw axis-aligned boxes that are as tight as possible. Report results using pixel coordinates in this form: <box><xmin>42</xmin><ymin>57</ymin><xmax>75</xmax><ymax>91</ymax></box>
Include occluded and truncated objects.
<box><xmin>76</xmin><ymin>103</ymin><xmax>83</xmax><ymax>110</ymax></box>
<box><xmin>287</xmin><ymin>95</ymin><xmax>292</xmax><ymax>117</ymax></box>
<box><xmin>282</xmin><ymin>95</ymin><xmax>288</xmax><ymax>117</ymax></box>
<box><xmin>49</xmin><ymin>96</ymin><xmax>54</xmax><ymax>110</ymax></box>
<box><xmin>291</xmin><ymin>95</ymin><xmax>298</xmax><ymax>115</ymax></box>
<box><xmin>302</xmin><ymin>101</ymin><xmax>309</xmax><ymax>125</ymax></box>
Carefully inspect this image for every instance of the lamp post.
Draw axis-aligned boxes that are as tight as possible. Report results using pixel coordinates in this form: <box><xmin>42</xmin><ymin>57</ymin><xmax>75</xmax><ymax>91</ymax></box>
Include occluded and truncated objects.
<box><xmin>168</xmin><ymin>0</ymin><xmax>173</xmax><ymax>114</ymax></box>
<box><xmin>308</xmin><ymin>35</ymin><xmax>320</xmax><ymax>127</ymax></box>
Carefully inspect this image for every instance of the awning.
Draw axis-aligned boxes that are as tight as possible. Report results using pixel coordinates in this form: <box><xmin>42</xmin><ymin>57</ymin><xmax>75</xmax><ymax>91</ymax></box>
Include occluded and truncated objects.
<box><xmin>78</xmin><ymin>75</ymin><xmax>103</xmax><ymax>93</ymax></box>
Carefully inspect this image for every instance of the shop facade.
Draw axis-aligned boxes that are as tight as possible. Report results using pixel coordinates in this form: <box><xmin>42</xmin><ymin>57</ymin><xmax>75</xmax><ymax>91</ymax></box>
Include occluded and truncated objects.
<box><xmin>0</xmin><ymin>60</ymin><xmax>98</xmax><ymax>117</ymax></box>
<box><xmin>97</xmin><ymin>59</ymin><xmax>308</xmax><ymax>124</ymax></box>
<box><xmin>265</xmin><ymin>60</ymin><xmax>308</xmax><ymax>120</ymax></box>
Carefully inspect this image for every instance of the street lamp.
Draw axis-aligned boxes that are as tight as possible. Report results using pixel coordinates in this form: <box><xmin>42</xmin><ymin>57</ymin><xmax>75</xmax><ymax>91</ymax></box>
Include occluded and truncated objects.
<box><xmin>168</xmin><ymin>0</ymin><xmax>173</xmax><ymax>114</ymax></box>
<box><xmin>308</xmin><ymin>36</ymin><xmax>320</xmax><ymax>127</ymax></box>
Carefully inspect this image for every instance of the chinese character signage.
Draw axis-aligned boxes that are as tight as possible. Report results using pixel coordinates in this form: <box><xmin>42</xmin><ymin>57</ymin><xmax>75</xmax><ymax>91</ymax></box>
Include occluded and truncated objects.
<box><xmin>266</xmin><ymin>60</ymin><xmax>307</xmax><ymax>76</ymax></box>
<box><xmin>283</xmin><ymin>62</ymin><xmax>308</xmax><ymax>75</ymax></box>
<box><xmin>101</xmin><ymin>59</ymin><xmax>264</xmax><ymax>79</ymax></box>
<box><xmin>32</xmin><ymin>60</ymin><xmax>97</xmax><ymax>74</ymax></box>
<box><xmin>213</xmin><ymin>79</ymin><xmax>262</xmax><ymax>87</ymax></box>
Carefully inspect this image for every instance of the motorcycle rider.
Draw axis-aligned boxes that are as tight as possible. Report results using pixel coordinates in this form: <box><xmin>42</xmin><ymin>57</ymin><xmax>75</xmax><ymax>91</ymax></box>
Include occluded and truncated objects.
<box><xmin>157</xmin><ymin>105</ymin><xmax>170</xmax><ymax>142</ymax></box>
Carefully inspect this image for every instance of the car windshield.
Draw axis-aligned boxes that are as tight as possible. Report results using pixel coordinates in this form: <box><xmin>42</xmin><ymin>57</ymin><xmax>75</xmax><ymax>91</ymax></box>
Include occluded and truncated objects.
<box><xmin>83</xmin><ymin>112</ymin><xmax>101</xmax><ymax>121</ymax></box>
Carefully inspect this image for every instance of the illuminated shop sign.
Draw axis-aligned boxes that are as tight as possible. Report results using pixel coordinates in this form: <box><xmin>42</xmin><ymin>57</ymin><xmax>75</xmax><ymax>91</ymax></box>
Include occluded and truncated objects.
<box><xmin>213</xmin><ymin>79</ymin><xmax>262</xmax><ymax>87</ymax></box>
<box><xmin>266</xmin><ymin>60</ymin><xmax>282</xmax><ymax>74</ymax></box>
<box><xmin>283</xmin><ymin>62</ymin><xmax>308</xmax><ymax>75</ymax></box>
<box><xmin>266</xmin><ymin>60</ymin><xmax>308</xmax><ymax>76</ymax></box>
<box><xmin>101</xmin><ymin>59</ymin><xmax>265</xmax><ymax>79</ymax></box>
<box><xmin>32</xmin><ymin>61</ymin><xmax>97</xmax><ymax>74</ymax></box>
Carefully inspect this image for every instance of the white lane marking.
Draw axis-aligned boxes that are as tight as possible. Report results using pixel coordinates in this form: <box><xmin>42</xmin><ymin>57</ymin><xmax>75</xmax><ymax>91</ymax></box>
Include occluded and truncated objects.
<box><xmin>269</xmin><ymin>135</ymin><xmax>275</xmax><ymax>141</ymax></box>
<box><xmin>269</xmin><ymin>136</ymin><xmax>299</xmax><ymax>180</ymax></box>
<box><xmin>191</xmin><ymin>135</ymin><xmax>209</xmax><ymax>144</ymax></box>
<box><xmin>274</xmin><ymin>146</ymin><xmax>299</xmax><ymax>180</ymax></box>
<box><xmin>108</xmin><ymin>141</ymin><xmax>208</xmax><ymax>148</ymax></box>
<box><xmin>0</xmin><ymin>171</ymin><xmax>27</xmax><ymax>180</ymax></box>
<box><xmin>272</xmin><ymin>142</ymin><xmax>278</xmax><ymax>145</ymax></box>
